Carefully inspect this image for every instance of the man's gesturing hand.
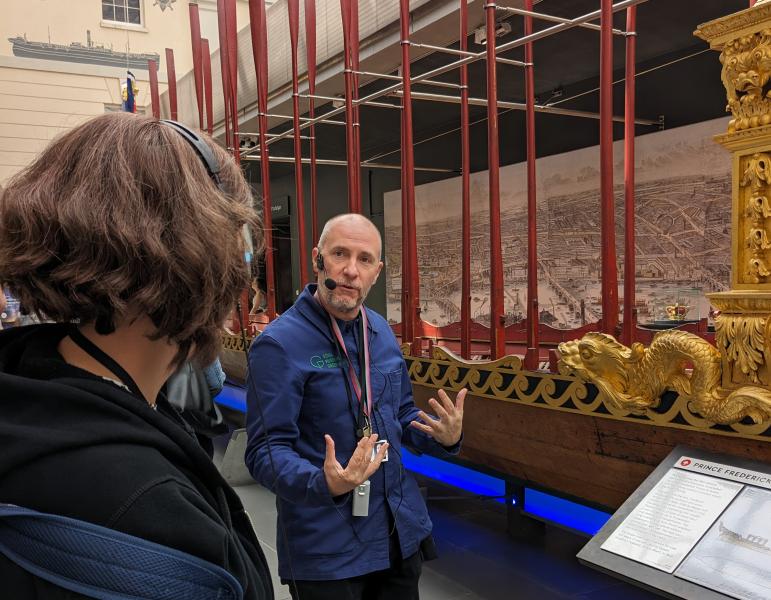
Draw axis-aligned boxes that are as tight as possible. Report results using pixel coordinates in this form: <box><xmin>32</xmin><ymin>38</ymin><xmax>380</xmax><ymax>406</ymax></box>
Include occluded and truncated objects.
<box><xmin>409</xmin><ymin>388</ymin><xmax>466</xmax><ymax>447</ymax></box>
<box><xmin>323</xmin><ymin>433</ymin><xmax>389</xmax><ymax>497</ymax></box>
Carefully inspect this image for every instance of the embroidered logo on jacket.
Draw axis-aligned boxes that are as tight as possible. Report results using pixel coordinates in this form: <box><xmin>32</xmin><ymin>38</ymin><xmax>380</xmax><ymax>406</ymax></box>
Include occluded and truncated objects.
<box><xmin>310</xmin><ymin>353</ymin><xmax>342</xmax><ymax>369</ymax></box>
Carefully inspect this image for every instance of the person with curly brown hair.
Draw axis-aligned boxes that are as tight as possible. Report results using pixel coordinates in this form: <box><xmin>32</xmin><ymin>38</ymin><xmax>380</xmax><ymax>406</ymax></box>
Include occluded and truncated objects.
<box><xmin>0</xmin><ymin>112</ymin><xmax>273</xmax><ymax>599</ymax></box>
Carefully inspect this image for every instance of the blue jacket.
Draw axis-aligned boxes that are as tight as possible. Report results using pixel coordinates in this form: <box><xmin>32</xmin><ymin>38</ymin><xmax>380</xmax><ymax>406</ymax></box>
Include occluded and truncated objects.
<box><xmin>245</xmin><ymin>284</ymin><xmax>459</xmax><ymax>581</ymax></box>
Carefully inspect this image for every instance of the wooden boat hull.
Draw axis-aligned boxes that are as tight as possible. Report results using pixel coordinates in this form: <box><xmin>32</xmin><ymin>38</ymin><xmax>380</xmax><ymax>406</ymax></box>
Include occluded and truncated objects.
<box><xmin>412</xmin><ymin>384</ymin><xmax>770</xmax><ymax>510</ymax></box>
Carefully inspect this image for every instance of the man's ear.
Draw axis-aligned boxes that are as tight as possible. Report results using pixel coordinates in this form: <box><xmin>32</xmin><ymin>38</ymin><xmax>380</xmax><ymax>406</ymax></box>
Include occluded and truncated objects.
<box><xmin>374</xmin><ymin>260</ymin><xmax>384</xmax><ymax>283</ymax></box>
<box><xmin>311</xmin><ymin>247</ymin><xmax>320</xmax><ymax>274</ymax></box>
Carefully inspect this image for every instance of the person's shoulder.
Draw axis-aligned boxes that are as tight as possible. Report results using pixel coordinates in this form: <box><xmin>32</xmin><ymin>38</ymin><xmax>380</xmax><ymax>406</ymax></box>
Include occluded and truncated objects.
<box><xmin>364</xmin><ymin>306</ymin><xmax>390</xmax><ymax>329</ymax></box>
<box><xmin>364</xmin><ymin>307</ymin><xmax>399</xmax><ymax>343</ymax></box>
<box><xmin>258</xmin><ymin>299</ymin><xmax>325</xmax><ymax>345</ymax></box>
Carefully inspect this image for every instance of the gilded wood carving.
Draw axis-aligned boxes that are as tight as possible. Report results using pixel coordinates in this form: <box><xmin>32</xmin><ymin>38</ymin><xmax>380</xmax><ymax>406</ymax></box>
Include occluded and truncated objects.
<box><xmin>741</xmin><ymin>153</ymin><xmax>771</xmax><ymax>283</ymax></box>
<box><xmin>402</xmin><ymin>344</ymin><xmax>770</xmax><ymax>441</ymax></box>
<box><xmin>557</xmin><ymin>331</ymin><xmax>771</xmax><ymax>426</ymax></box>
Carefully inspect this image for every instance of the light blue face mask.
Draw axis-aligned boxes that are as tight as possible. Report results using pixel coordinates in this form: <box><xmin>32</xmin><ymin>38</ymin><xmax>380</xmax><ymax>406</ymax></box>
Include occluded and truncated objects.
<box><xmin>242</xmin><ymin>223</ymin><xmax>254</xmax><ymax>265</ymax></box>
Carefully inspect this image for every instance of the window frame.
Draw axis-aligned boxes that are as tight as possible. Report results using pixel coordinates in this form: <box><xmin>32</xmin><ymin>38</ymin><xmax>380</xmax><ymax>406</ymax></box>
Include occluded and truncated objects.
<box><xmin>101</xmin><ymin>0</ymin><xmax>144</xmax><ymax>28</ymax></box>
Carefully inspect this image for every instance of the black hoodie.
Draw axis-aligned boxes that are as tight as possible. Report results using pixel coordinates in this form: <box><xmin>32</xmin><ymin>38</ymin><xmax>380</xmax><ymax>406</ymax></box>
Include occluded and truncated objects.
<box><xmin>0</xmin><ymin>324</ymin><xmax>274</xmax><ymax>599</ymax></box>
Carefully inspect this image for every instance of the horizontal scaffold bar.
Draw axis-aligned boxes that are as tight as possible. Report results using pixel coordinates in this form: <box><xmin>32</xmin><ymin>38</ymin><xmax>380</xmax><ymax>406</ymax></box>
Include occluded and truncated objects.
<box><xmin>392</xmin><ymin>89</ymin><xmax>660</xmax><ymax>126</ymax></box>
<box><xmin>495</xmin><ymin>6</ymin><xmax>627</xmax><ymax>36</ymax></box>
<box><xmin>262</xmin><ymin>0</ymin><xmax>648</xmax><ymax>149</ymax></box>
<box><xmin>242</xmin><ymin>153</ymin><xmax>455</xmax><ymax>173</ymax></box>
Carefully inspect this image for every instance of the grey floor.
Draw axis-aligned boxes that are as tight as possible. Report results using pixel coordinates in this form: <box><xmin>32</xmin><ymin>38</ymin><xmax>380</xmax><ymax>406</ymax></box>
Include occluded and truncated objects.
<box><xmin>228</xmin><ymin>475</ymin><xmax>661</xmax><ymax>600</ymax></box>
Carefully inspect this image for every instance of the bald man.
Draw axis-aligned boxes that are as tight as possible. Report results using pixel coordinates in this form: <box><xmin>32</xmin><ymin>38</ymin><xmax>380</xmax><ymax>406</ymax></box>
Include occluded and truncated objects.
<box><xmin>246</xmin><ymin>214</ymin><xmax>465</xmax><ymax>599</ymax></box>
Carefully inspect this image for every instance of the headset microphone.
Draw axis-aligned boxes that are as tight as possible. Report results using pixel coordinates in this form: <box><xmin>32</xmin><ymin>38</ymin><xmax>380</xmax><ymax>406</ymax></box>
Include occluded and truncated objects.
<box><xmin>315</xmin><ymin>254</ymin><xmax>337</xmax><ymax>290</ymax></box>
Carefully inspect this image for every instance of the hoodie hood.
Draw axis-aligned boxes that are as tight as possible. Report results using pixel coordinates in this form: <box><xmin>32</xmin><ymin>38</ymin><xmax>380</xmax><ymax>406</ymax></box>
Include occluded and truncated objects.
<box><xmin>0</xmin><ymin>323</ymin><xmax>214</xmax><ymax>483</ymax></box>
<box><xmin>0</xmin><ymin>323</ymin><xmax>274</xmax><ymax>600</ymax></box>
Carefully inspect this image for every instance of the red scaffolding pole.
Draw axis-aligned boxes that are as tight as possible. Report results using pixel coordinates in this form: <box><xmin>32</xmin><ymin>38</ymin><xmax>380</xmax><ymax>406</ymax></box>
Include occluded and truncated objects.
<box><xmin>400</xmin><ymin>0</ymin><xmax>419</xmax><ymax>345</ymax></box>
<box><xmin>460</xmin><ymin>0</ymin><xmax>471</xmax><ymax>359</ymax></box>
<box><xmin>340</xmin><ymin>0</ymin><xmax>360</xmax><ymax>212</ymax></box>
<box><xmin>600</xmin><ymin>0</ymin><xmax>619</xmax><ymax>335</ymax></box>
<box><xmin>288</xmin><ymin>0</ymin><xmax>309</xmax><ymax>284</ymax></box>
<box><xmin>622</xmin><ymin>6</ymin><xmax>636</xmax><ymax>345</ymax></box>
<box><xmin>188</xmin><ymin>3</ymin><xmax>204</xmax><ymax>129</ymax></box>
<box><xmin>400</xmin><ymin>106</ymin><xmax>411</xmax><ymax>343</ymax></box>
<box><xmin>217</xmin><ymin>0</ymin><xmax>232</xmax><ymax>151</ymax></box>
<box><xmin>485</xmin><ymin>2</ymin><xmax>505</xmax><ymax>359</ymax></box>
<box><xmin>305</xmin><ymin>0</ymin><xmax>320</xmax><ymax>244</ymax></box>
<box><xmin>350</xmin><ymin>0</ymin><xmax>362</xmax><ymax>209</ymax></box>
<box><xmin>225</xmin><ymin>0</ymin><xmax>240</xmax><ymax>163</ymax></box>
<box><xmin>248</xmin><ymin>0</ymin><xmax>277</xmax><ymax>318</ymax></box>
<box><xmin>201</xmin><ymin>39</ymin><xmax>214</xmax><ymax>134</ymax></box>
<box><xmin>148</xmin><ymin>59</ymin><xmax>160</xmax><ymax>119</ymax></box>
<box><xmin>524</xmin><ymin>0</ymin><xmax>540</xmax><ymax>369</ymax></box>
<box><xmin>165</xmin><ymin>48</ymin><xmax>178</xmax><ymax>121</ymax></box>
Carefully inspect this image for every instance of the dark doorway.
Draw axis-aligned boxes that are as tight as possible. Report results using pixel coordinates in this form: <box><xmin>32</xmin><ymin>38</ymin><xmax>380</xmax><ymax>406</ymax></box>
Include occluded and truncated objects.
<box><xmin>272</xmin><ymin>219</ymin><xmax>294</xmax><ymax>313</ymax></box>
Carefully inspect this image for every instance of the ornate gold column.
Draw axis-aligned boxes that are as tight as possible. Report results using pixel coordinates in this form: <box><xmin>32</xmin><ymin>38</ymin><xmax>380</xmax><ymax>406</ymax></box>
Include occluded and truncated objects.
<box><xmin>697</xmin><ymin>5</ymin><xmax>771</xmax><ymax>390</ymax></box>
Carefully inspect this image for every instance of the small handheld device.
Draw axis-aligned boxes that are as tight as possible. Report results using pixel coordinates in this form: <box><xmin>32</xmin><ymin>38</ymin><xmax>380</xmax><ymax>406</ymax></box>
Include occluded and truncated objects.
<box><xmin>352</xmin><ymin>480</ymin><xmax>371</xmax><ymax>517</ymax></box>
<box><xmin>372</xmin><ymin>439</ymin><xmax>388</xmax><ymax>463</ymax></box>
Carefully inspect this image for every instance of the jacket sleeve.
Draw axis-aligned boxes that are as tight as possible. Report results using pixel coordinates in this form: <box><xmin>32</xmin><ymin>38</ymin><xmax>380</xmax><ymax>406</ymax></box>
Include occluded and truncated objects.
<box><xmin>396</xmin><ymin>360</ymin><xmax>461</xmax><ymax>457</ymax></box>
<box><xmin>244</xmin><ymin>334</ymin><xmax>334</xmax><ymax>506</ymax></box>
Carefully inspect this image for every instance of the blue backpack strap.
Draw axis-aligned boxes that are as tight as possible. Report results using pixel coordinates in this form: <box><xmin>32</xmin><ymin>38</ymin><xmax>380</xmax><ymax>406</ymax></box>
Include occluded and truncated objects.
<box><xmin>0</xmin><ymin>503</ymin><xmax>243</xmax><ymax>600</ymax></box>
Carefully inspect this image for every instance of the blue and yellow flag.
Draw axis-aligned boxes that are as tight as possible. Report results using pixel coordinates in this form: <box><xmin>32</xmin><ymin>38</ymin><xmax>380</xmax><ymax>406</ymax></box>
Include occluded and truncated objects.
<box><xmin>121</xmin><ymin>71</ymin><xmax>138</xmax><ymax>113</ymax></box>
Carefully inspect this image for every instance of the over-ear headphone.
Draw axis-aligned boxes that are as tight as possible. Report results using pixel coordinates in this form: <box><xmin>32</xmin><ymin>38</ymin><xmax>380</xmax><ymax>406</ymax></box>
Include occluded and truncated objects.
<box><xmin>159</xmin><ymin>120</ymin><xmax>254</xmax><ymax>266</ymax></box>
<box><xmin>159</xmin><ymin>119</ymin><xmax>224</xmax><ymax>192</ymax></box>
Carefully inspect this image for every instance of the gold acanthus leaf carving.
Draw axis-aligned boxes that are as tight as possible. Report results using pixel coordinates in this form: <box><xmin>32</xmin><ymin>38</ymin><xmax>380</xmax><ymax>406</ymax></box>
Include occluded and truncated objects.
<box><xmin>748</xmin><ymin>257</ymin><xmax>771</xmax><ymax>281</ymax></box>
<box><xmin>749</xmin><ymin>194</ymin><xmax>771</xmax><ymax>219</ymax></box>
<box><xmin>557</xmin><ymin>330</ymin><xmax>771</xmax><ymax>426</ymax></box>
<box><xmin>741</xmin><ymin>153</ymin><xmax>771</xmax><ymax>190</ymax></box>
<box><xmin>715</xmin><ymin>315</ymin><xmax>767</xmax><ymax>384</ymax></box>
<box><xmin>720</xmin><ymin>32</ymin><xmax>771</xmax><ymax>131</ymax></box>
<box><xmin>748</xmin><ymin>227</ymin><xmax>771</xmax><ymax>250</ymax></box>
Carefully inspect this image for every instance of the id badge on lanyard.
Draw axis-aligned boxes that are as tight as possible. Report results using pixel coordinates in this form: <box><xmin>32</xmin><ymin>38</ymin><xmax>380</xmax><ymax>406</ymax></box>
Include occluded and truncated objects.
<box><xmin>327</xmin><ymin>308</ymin><xmax>373</xmax><ymax>438</ymax></box>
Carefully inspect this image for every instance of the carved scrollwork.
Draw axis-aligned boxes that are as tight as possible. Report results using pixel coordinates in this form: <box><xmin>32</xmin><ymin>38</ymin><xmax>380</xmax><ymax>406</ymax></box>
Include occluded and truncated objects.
<box><xmin>740</xmin><ymin>154</ymin><xmax>771</xmax><ymax>284</ymax></box>
<box><xmin>222</xmin><ymin>332</ymin><xmax>253</xmax><ymax>352</ymax></box>
<box><xmin>749</xmin><ymin>194</ymin><xmax>771</xmax><ymax>219</ymax></box>
<box><xmin>749</xmin><ymin>256</ymin><xmax>771</xmax><ymax>281</ymax></box>
<box><xmin>719</xmin><ymin>31</ymin><xmax>771</xmax><ymax>132</ymax></box>
<box><xmin>431</xmin><ymin>345</ymin><xmax>522</xmax><ymax>371</ymax></box>
<box><xmin>557</xmin><ymin>331</ymin><xmax>771</xmax><ymax>427</ymax></box>
<box><xmin>748</xmin><ymin>227</ymin><xmax>771</xmax><ymax>250</ymax></box>
<box><xmin>741</xmin><ymin>153</ymin><xmax>771</xmax><ymax>190</ymax></box>
<box><xmin>407</xmin><ymin>343</ymin><xmax>770</xmax><ymax>441</ymax></box>
<box><xmin>715</xmin><ymin>314</ymin><xmax>768</xmax><ymax>385</ymax></box>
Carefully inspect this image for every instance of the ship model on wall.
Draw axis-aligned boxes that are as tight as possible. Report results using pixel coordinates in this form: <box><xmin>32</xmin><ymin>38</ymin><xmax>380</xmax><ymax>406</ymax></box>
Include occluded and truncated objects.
<box><xmin>8</xmin><ymin>31</ymin><xmax>159</xmax><ymax>70</ymax></box>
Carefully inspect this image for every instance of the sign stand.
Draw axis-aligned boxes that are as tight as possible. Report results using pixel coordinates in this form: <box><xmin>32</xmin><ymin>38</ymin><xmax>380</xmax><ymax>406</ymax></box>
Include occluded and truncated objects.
<box><xmin>578</xmin><ymin>446</ymin><xmax>771</xmax><ymax>600</ymax></box>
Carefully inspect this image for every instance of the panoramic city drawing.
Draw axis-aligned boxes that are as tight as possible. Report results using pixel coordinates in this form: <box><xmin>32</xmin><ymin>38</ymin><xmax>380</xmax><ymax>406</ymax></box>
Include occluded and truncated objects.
<box><xmin>384</xmin><ymin>117</ymin><xmax>732</xmax><ymax>329</ymax></box>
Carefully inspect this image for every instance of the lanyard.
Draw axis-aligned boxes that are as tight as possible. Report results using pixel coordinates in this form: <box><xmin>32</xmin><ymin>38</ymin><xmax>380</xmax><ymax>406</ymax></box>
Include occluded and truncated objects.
<box><xmin>327</xmin><ymin>308</ymin><xmax>372</xmax><ymax>422</ymax></box>
<box><xmin>67</xmin><ymin>327</ymin><xmax>147</xmax><ymax>403</ymax></box>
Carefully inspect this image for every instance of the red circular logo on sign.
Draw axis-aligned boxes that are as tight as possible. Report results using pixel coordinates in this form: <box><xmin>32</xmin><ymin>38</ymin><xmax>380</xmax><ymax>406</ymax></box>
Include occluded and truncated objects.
<box><xmin>680</xmin><ymin>459</ymin><xmax>691</xmax><ymax>467</ymax></box>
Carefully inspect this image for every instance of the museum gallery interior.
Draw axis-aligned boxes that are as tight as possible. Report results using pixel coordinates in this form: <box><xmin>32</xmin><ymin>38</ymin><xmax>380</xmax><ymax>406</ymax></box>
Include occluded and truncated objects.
<box><xmin>1</xmin><ymin>0</ymin><xmax>770</xmax><ymax>599</ymax></box>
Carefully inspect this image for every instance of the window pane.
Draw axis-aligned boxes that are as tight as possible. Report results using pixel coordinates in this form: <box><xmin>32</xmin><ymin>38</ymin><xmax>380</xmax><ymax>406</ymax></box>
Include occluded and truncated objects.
<box><xmin>128</xmin><ymin>0</ymin><xmax>140</xmax><ymax>8</ymax></box>
<box><xmin>115</xmin><ymin>6</ymin><xmax>127</xmax><ymax>21</ymax></box>
<box><xmin>102</xmin><ymin>4</ymin><xmax>114</xmax><ymax>20</ymax></box>
<box><xmin>128</xmin><ymin>8</ymin><xmax>140</xmax><ymax>24</ymax></box>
